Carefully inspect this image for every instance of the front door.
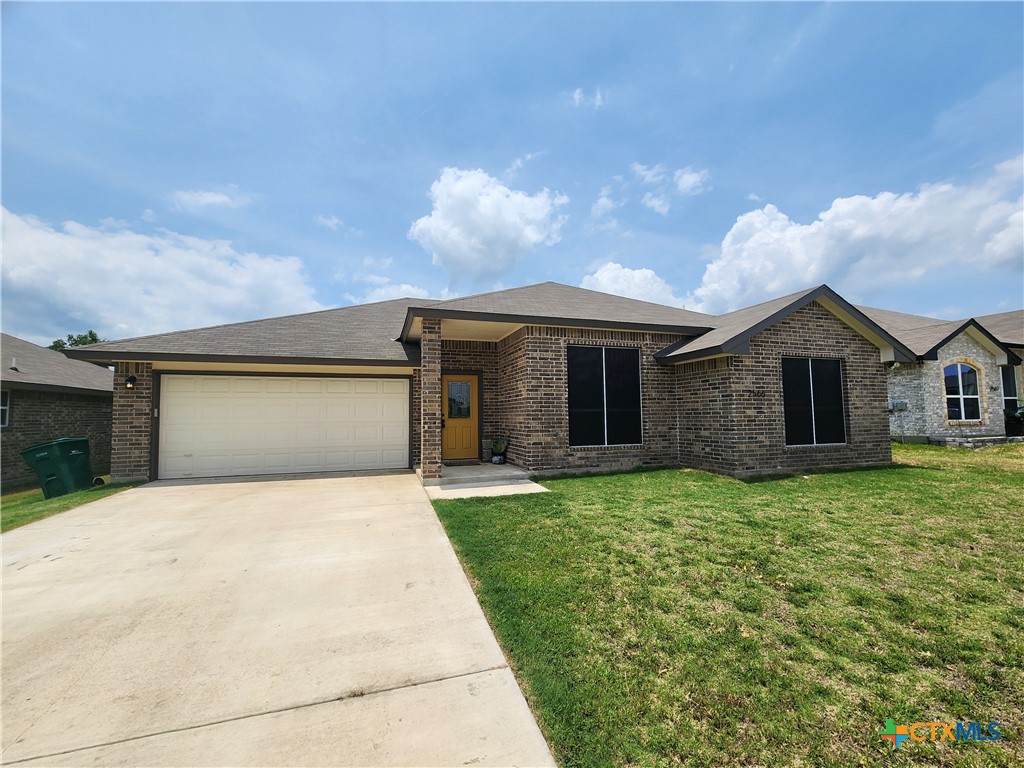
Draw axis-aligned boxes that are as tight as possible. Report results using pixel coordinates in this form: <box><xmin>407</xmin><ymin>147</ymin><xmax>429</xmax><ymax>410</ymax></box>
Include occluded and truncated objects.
<box><xmin>441</xmin><ymin>374</ymin><xmax>479</xmax><ymax>460</ymax></box>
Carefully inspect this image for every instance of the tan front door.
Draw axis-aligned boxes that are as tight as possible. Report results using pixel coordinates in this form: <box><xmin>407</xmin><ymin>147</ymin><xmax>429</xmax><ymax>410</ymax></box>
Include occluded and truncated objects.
<box><xmin>441</xmin><ymin>374</ymin><xmax>479</xmax><ymax>460</ymax></box>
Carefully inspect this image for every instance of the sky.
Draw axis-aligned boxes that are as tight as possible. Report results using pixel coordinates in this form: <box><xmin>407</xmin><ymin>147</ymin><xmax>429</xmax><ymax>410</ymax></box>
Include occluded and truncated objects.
<box><xmin>2</xmin><ymin>1</ymin><xmax>1022</xmax><ymax>346</ymax></box>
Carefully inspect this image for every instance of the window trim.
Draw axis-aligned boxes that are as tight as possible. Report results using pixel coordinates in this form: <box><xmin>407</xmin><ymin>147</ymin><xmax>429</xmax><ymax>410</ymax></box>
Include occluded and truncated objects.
<box><xmin>567</xmin><ymin>345</ymin><xmax>643</xmax><ymax>448</ymax></box>
<box><xmin>0</xmin><ymin>390</ymin><xmax>8</xmax><ymax>428</ymax></box>
<box><xmin>782</xmin><ymin>357</ymin><xmax>848</xmax><ymax>447</ymax></box>
<box><xmin>944</xmin><ymin>362</ymin><xmax>982</xmax><ymax>423</ymax></box>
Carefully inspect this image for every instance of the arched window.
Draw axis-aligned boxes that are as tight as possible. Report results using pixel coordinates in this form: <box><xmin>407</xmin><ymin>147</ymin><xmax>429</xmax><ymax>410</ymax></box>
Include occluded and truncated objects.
<box><xmin>944</xmin><ymin>363</ymin><xmax>980</xmax><ymax>421</ymax></box>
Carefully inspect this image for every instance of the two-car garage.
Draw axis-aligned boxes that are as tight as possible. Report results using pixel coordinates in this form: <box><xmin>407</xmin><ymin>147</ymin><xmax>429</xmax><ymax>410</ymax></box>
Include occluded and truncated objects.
<box><xmin>157</xmin><ymin>374</ymin><xmax>410</xmax><ymax>480</ymax></box>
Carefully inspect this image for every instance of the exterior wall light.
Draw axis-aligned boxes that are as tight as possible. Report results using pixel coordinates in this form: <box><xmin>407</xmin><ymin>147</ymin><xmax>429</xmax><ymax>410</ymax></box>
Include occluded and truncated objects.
<box><xmin>124</xmin><ymin>375</ymin><xmax>137</xmax><ymax>390</ymax></box>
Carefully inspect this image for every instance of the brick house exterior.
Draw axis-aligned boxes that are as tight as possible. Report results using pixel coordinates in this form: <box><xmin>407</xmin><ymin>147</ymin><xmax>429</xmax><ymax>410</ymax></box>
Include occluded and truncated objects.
<box><xmin>68</xmin><ymin>283</ymin><xmax>1020</xmax><ymax>485</ymax></box>
<box><xmin>1</xmin><ymin>334</ymin><xmax>113</xmax><ymax>489</ymax></box>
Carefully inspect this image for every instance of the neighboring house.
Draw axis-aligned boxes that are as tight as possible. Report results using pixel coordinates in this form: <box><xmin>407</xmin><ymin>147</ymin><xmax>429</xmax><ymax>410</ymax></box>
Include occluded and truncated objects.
<box><xmin>858</xmin><ymin>307</ymin><xmax>1022</xmax><ymax>442</ymax></box>
<box><xmin>976</xmin><ymin>309</ymin><xmax>1024</xmax><ymax>436</ymax></box>
<box><xmin>0</xmin><ymin>334</ymin><xmax>114</xmax><ymax>488</ymax></box>
<box><xmin>68</xmin><ymin>282</ymin><xmax>918</xmax><ymax>483</ymax></box>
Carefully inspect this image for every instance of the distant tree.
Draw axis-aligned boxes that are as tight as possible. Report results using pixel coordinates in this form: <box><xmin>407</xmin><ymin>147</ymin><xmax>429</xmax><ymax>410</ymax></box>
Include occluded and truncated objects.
<box><xmin>48</xmin><ymin>330</ymin><xmax>105</xmax><ymax>351</ymax></box>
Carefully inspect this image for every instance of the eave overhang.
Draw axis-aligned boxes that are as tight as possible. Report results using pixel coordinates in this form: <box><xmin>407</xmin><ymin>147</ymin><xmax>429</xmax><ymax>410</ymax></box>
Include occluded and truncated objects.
<box><xmin>400</xmin><ymin>306</ymin><xmax>713</xmax><ymax>342</ymax></box>
<box><xmin>920</xmin><ymin>321</ymin><xmax>1020</xmax><ymax>366</ymax></box>
<box><xmin>63</xmin><ymin>350</ymin><xmax>421</xmax><ymax>367</ymax></box>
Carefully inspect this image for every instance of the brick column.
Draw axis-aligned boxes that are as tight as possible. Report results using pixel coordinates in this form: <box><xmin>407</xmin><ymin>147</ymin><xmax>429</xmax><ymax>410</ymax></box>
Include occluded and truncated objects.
<box><xmin>420</xmin><ymin>318</ymin><xmax>442</xmax><ymax>479</ymax></box>
<box><xmin>112</xmin><ymin>361</ymin><xmax>154</xmax><ymax>482</ymax></box>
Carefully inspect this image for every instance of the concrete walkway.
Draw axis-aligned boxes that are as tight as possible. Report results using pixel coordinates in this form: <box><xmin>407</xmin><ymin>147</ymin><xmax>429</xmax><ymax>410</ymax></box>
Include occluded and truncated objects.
<box><xmin>1</xmin><ymin>473</ymin><xmax>554</xmax><ymax>767</ymax></box>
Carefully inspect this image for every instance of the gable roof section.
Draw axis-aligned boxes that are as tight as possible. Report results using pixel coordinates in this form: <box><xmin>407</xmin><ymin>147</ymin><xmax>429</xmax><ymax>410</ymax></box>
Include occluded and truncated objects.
<box><xmin>1</xmin><ymin>334</ymin><xmax>113</xmax><ymax>395</ymax></box>
<box><xmin>974</xmin><ymin>309</ymin><xmax>1024</xmax><ymax>348</ymax></box>
<box><xmin>400</xmin><ymin>282</ymin><xmax>715</xmax><ymax>340</ymax></box>
<box><xmin>64</xmin><ymin>298</ymin><xmax>435</xmax><ymax>366</ymax></box>
<box><xmin>655</xmin><ymin>285</ymin><xmax>916</xmax><ymax>364</ymax></box>
<box><xmin>859</xmin><ymin>306</ymin><xmax>1020</xmax><ymax>364</ymax></box>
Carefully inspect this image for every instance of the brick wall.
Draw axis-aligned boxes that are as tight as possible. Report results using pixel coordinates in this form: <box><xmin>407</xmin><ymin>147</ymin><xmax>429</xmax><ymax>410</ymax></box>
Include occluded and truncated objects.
<box><xmin>419</xmin><ymin>319</ymin><xmax>442</xmax><ymax>479</ymax></box>
<box><xmin>111</xmin><ymin>362</ymin><xmax>154</xmax><ymax>482</ymax></box>
<box><xmin>885</xmin><ymin>334</ymin><xmax>1005</xmax><ymax>440</ymax></box>
<box><xmin>411</xmin><ymin>368</ymin><xmax>422</xmax><ymax>468</ymax></box>
<box><xmin>1</xmin><ymin>388</ymin><xmax>112</xmax><ymax>488</ymax></box>
<box><xmin>507</xmin><ymin>326</ymin><xmax>685</xmax><ymax>472</ymax></box>
<box><xmin>677</xmin><ymin>302</ymin><xmax>892</xmax><ymax>477</ymax></box>
<box><xmin>440</xmin><ymin>340</ymin><xmax>500</xmax><ymax>458</ymax></box>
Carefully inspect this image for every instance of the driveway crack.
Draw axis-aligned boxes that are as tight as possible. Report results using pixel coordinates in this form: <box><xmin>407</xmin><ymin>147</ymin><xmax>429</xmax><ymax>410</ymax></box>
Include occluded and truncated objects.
<box><xmin>3</xmin><ymin>664</ymin><xmax>509</xmax><ymax>765</ymax></box>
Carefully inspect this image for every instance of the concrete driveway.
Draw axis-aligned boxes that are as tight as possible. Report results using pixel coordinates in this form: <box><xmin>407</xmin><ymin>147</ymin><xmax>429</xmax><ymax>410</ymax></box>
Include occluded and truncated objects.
<box><xmin>1</xmin><ymin>473</ymin><xmax>554</xmax><ymax>767</ymax></box>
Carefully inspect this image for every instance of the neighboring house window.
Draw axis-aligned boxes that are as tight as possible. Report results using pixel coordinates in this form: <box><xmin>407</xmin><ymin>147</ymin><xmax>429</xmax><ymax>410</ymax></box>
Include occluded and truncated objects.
<box><xmin>0</xmin><ymin>390</ymin><xmax>8</xmax><ymax>428</ymax></box>
<box><xmin>944</xmin><ymin>363</ymin><xmax>981</xmax><ymax>421</ymax></box>
<box><xmin>567</xmin><ymin>346</ymin><xmax>642</xmax><ymax>446</ymax></box>
<box><xmin>782</xmin><ymin>358</ymin><xmax>846</xmax><ymax>446</ymax></box>
<box><xmin>1001</xmin><ymin>365</ymin><xmax>1018</xmax><ymax>411</ymax></box>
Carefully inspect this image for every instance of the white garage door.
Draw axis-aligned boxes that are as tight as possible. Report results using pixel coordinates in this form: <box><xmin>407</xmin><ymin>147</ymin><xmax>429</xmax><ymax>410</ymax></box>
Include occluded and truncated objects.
<box><xmin>158</xmin><ymin>375</ymin><xmax>409</xmax><ymax>479</ymax></box>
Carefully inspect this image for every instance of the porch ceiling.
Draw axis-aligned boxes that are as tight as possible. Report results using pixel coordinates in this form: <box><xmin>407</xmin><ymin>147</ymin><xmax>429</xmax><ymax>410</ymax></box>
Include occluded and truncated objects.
<box><xmin>405</xmin><ymin>316</ymin><xmax>523</xmax><ymax>342</ymax></box>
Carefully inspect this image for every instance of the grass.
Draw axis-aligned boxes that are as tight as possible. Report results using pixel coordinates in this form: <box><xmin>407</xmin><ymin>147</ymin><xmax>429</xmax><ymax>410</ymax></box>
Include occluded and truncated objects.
<box><xmin>433</xmin><ymin>443</ymin><xmax>1024</xmax><ymax>767</ymax></box>
<box><xmin>1</xmin><ymin>478</ymin><xmax>140</xmax><ymax>532</ymax></box>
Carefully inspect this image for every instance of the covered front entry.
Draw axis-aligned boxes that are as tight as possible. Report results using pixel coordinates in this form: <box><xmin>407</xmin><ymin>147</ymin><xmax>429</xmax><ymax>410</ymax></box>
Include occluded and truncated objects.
<box><xmin>158</xmin><ymin>374</ymin><xmax>409</xmax><ymax>479</ymax></box>
<box><xmin>441</xmin><ymin>373</ymin><xmax>480</xmax><ymax>460</ymax></box>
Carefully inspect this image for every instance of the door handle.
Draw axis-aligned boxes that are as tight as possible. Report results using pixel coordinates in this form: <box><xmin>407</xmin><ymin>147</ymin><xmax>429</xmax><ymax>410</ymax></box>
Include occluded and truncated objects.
<box><xmin>441</xmin><ymin>417</ymin><xmax>446</xmax><ymax>429</ymax></box>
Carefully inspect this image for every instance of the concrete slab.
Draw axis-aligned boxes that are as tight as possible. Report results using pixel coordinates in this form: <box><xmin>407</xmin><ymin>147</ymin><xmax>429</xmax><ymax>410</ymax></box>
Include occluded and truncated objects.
<box><xmin>425</xmin><ymin>480</ymin><xmax>550</xmax><ymax>501</ymax></box>
<box><xmin>2</xmin><ymin>473</ymin><xmax>554</xmax><ymax>767</ymax></box>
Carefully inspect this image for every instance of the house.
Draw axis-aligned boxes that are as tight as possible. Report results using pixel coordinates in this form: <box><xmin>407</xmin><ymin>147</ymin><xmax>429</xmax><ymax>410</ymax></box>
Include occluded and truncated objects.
<box><xmin>66</xmin><ymin>282</ymin><xmax>919</xmax><ymax>483</ymax></box>
<box><xmin>858</xmin><ymin>307</ymin><xmax>1023</xmax><ymax>442</ymax></box>
<box><xmin>0</xmin><ymin>334</ymin><xmax>114</xmax><ymax>488</ymax></box>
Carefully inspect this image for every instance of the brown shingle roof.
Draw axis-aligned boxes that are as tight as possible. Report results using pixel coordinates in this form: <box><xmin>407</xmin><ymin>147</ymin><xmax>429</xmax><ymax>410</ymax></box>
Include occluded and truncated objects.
<box><xmin>655</xmin><ymin>285</ymin><xmax>915</xmax><ymax>363</ymax></box>
<box><xmin>65</xmin><ymin>298</ymin><xmax>435</xmax><ymax>365</ymax></box>
<box><xmin>974</xmin><ymin>310</ymin><xmax>1024</xmax><ymax>347</ymax></box>
<box><xmin>0</xmin><ymin>334</ymin><xmax>113</xmax><ymax>394</ymax></box>
<box><xmin>859</xmin><ymin>305</ymin><xmax>1023</xmax><ymax>358</ymax></box>
<box><xmin>404</xmin><ymin>282</ymin><xmax>715</xmax><ymax>335</ymax></box>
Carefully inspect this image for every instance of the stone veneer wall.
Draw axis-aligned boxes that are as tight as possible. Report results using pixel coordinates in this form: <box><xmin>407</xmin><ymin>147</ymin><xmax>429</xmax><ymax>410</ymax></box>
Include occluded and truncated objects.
<box><xmin>885</xmin><ymin>334</ymin><xmax>1004</xmax><ymax>440</ymax></box>
<box><xmin>677</xmin><ymin>302</ymin><xmax>891</xmax><ymax>477</ymax></box>
<box><xmin>112</xmin><ymin>361</ymin><xmax>154</xmax><ymax>482</ymax></box>
<box><xmin>1</xmin><ymin>388</ymin><xmax>112</xmax><ymax>488</ymax></box>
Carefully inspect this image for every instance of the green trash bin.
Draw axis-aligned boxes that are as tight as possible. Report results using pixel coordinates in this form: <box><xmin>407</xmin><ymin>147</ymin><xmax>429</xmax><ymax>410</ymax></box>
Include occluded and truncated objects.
<box><xmin>20</xmin><ymin>437</ymin><xmax>95</xmax><ymax>500</ymax></box>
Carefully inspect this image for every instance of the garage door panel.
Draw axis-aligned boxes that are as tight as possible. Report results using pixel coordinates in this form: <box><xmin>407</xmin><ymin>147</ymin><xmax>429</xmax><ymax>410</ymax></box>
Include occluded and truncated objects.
<box><xmin>295</xmin><ymin>404</ymin><xmax>323</xmax><ymax>420</ymax></box>
<box><xmin>199</xmin><ymin>378</ymin><xmax>232</xmax><ymax>393</ymax></box>
<box><xmin>159</xmin><ymin>376</ymin><xmax>409</xmax><ymax>479</ymax></box>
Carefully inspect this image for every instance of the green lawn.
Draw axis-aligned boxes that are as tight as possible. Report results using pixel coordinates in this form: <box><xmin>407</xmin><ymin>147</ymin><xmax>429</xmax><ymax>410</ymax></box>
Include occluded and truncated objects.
<box><xmin>1</xmin><ymin>478</ymin><xmax>140</xmax><ymax>533</ymax></box>
<box><xmin>433</xmin><ymin>443</ymin><xmax>1023</xmax><ymax>767</ymax></box>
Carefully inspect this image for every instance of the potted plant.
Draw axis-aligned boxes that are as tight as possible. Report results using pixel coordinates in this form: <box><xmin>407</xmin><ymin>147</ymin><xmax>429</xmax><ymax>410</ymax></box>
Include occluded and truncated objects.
<box><xmin>490</xmin><ymin>436</ymin><xmax>509</xmax><ymax>464</ymax></box>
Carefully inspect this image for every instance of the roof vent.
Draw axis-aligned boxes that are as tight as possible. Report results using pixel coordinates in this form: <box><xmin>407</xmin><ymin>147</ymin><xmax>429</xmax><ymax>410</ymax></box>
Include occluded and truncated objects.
<box><xmin>9</xmin><ymin>357</ymin><xmax>18</xmax><ymax>372</ymax></box>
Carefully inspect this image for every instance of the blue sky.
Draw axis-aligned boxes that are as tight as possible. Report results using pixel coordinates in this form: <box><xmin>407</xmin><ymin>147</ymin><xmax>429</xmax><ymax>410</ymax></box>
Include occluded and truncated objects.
<box><xmin>3</xmin><ymin>2</ymin><xmax>1022</xmax><ymax>345</ymax></box>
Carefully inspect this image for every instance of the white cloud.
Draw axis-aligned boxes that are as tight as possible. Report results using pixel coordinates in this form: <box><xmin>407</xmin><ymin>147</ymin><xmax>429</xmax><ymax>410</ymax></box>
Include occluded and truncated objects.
<box><xmin>674</xmin><ymin>167</ymin><xmax>710</xmax><ymax>195</ymax></box>
<box><xmin>686</xmin><ymin>156</ymin><xmax>1024</xmax><ymax>313</ymax></box>
<box><xmin>1</xmin><ymin>208</ymin><xmax>323</xmax><ymax>342</ymax></box>
<box><xmin>141</xmin><ymin>208</ymin><xmax>157</xmax><ymax>222</ymax></box>
<box><xmin>747</xmin><ymin>193</ymin><xmax>762</xmax><ymax>202</ymax></box>
<box><xmin>631</xmin><ymin>163</ymin><xmax>667</xmax><ymax>184</ymax></box>
<box><xmin>641</xmin><ymin>192</ymin><xmax>671</xmax><ymax>216</ymax></box>
<box><xmin>571</xmin><ymin>88</ymin><xmax>606</xmax><ymax>109</ymax></box>
<box><xmin>362</xmin><ymin>256</ymin><xmax>393</xmax><ymax>270</ymax></box>
<box><xmin>590</xmin><ymin>187</ymin><xmax>619</xmax><ymax>219</ymax></box>
<box><xmin>581</xmin><ymin>262</ymin><xmax>687</xmax><ymax>308</ymax></box>
<box><xmin>504</xmin><ymin>152</ymin><xmax>542</xmax><ymax>180</ymax></box>
<box><xmin>315</xmin><ymin>214</ymin><xmax>343</xmax><ymax>230</ymax></box>
<box><xmin>408</xmin><ymin>167</ymin><xmax>569</xmax><ymax>281</ymax></box>
<box><xmin>344</xmin><ymin>279</ymin><xmax>430</xmax><ymax>304</ymax></box>
<box><xmin>630</xmin><ymin>163</ymin><xmax>710</xmax><ymax>214</ymax></box>
<box><xmin>170</xmin><ymin>184</ymin><xmax>252</xmax><ymax>213</ymax></box>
